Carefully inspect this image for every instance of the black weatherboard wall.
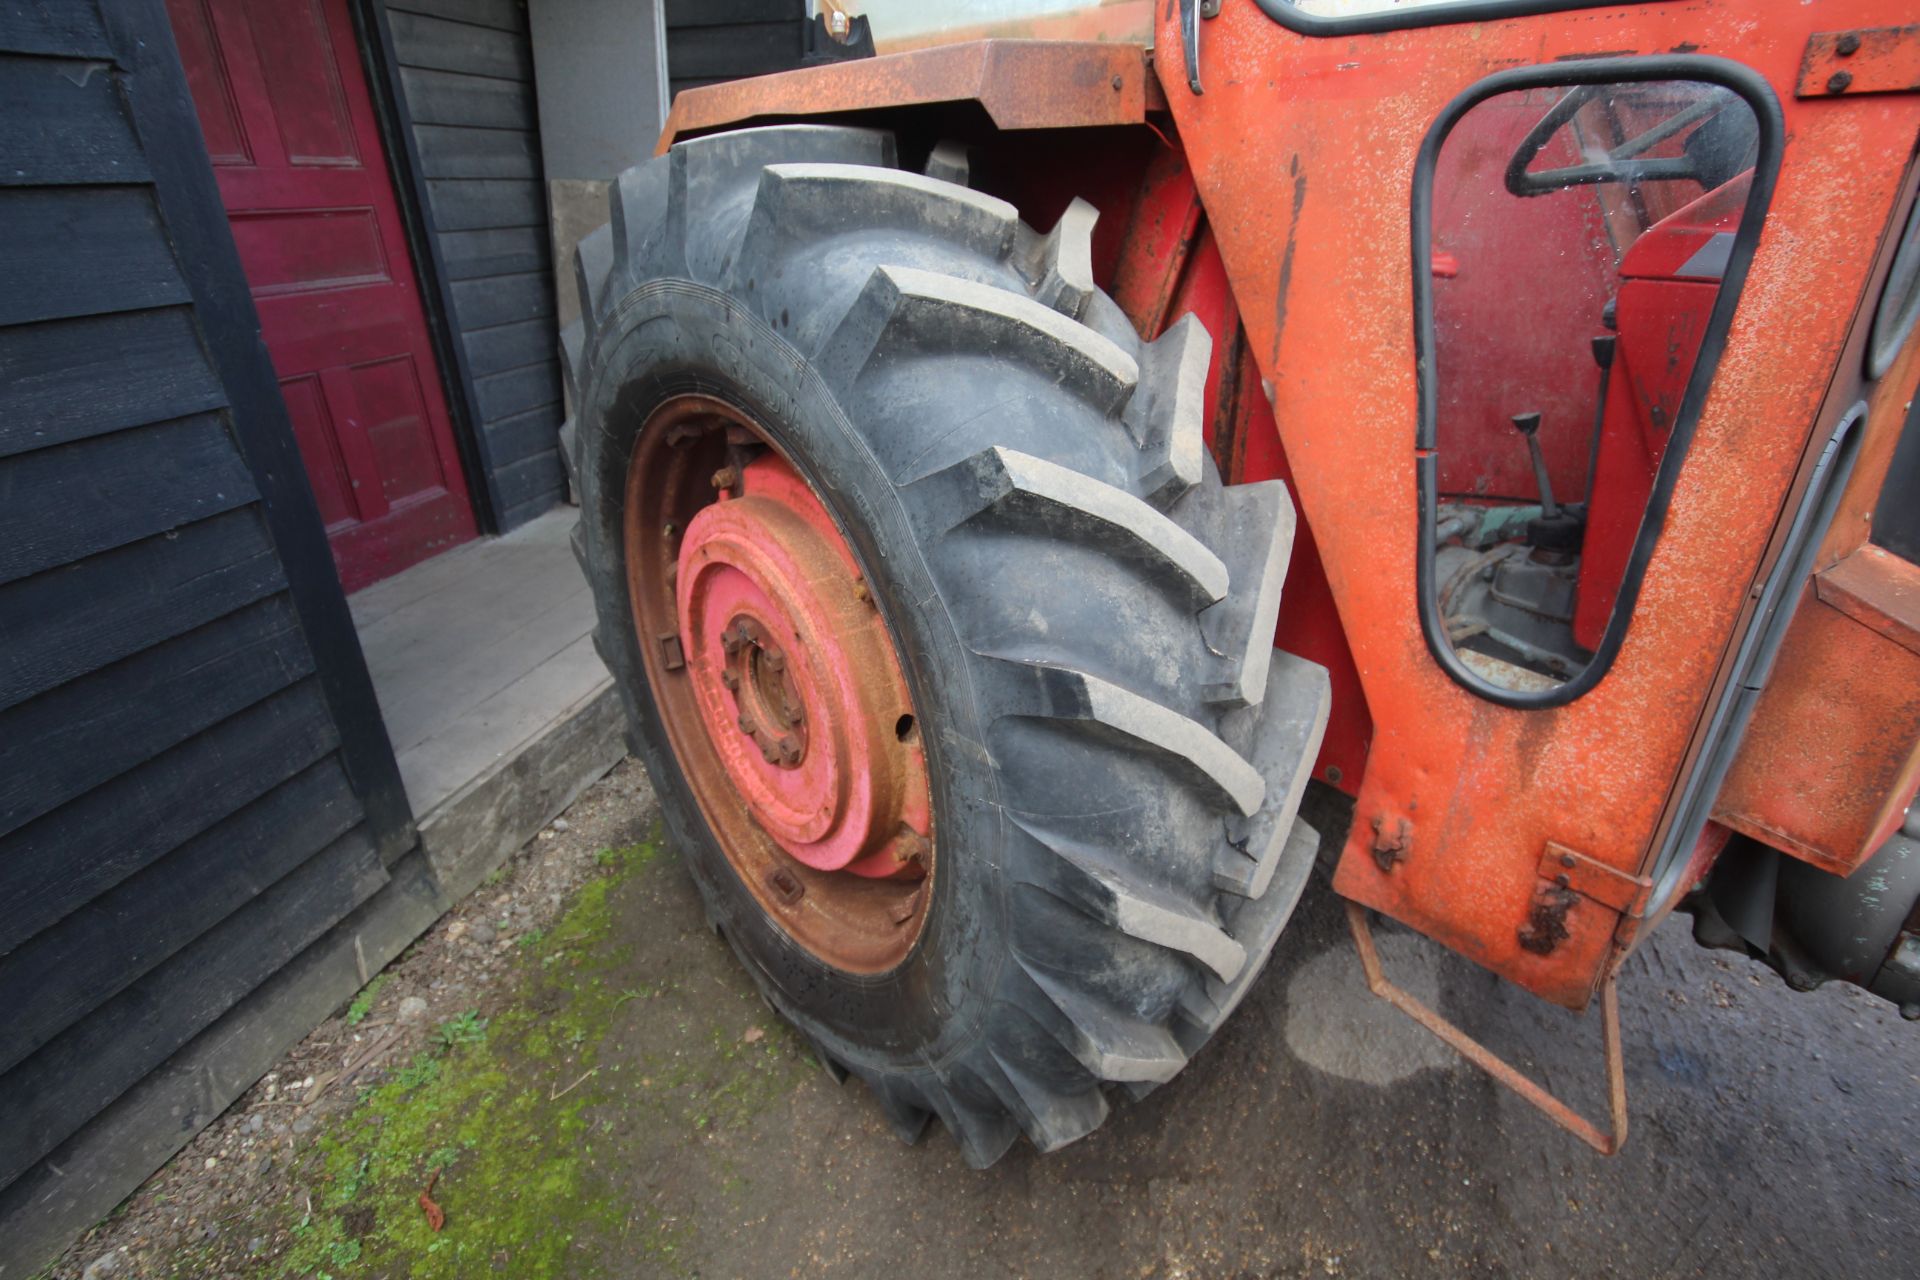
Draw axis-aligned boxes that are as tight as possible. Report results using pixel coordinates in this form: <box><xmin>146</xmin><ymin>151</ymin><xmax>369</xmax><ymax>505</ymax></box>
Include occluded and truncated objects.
<box><xmin>0</xmin><ymin>1</ymin><xmax>439</xmax><ymax>1271</ymax></box>
<box><xmin>369</xmin><ymin>0</ymin><xmax>567</xmax><ymax>530</ymax></box>
<box><xmin>665</xmin><ymin>0</ymin><xmax>807</xmax><ymax>98</ymax></box>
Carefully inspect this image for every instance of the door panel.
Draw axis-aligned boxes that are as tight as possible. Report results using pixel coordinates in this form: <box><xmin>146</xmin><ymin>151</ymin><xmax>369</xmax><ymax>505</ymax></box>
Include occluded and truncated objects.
<box><xmin>1160</xmin><ymin>0</ymin><xmax>1920</xmax><ymax>1007</ymax></box>
<box><xmin>167</xmin><ymin>0</ymin><xmax>476</xmax><ymax>591</ymax></box>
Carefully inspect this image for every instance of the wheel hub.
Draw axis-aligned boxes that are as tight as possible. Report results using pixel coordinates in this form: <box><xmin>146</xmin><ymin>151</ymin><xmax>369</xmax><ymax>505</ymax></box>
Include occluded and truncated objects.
<box><xmin>676</xmin><ymin>454</ymin><xmax>928</xmax><ymax>879</ymax></box>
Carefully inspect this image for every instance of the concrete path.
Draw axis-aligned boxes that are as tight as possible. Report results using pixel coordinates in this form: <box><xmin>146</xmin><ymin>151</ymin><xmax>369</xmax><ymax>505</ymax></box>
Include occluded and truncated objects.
<box><xmin>607</xmin><ymin>831</ymin><xmax>1917</xmax><ymax>1280</ymax></box>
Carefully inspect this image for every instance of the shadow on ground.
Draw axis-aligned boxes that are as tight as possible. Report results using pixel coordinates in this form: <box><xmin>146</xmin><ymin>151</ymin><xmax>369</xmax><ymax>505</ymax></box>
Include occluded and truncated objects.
<box><xmin>97</xmin><ymin>768</ymin><xmax>1920</xmax><ymax>1280</ymax></box>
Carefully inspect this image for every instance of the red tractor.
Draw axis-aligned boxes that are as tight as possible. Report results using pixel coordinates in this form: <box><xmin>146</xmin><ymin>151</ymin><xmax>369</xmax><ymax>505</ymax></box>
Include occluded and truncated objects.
<box><xmin>557</xmin><ymin>0</ymin><xmax>1920</xmax><ymax>1163</ymax></box>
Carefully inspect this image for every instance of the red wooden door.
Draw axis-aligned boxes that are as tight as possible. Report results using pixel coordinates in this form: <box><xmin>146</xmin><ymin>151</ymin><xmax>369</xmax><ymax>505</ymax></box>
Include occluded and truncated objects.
<box><xmin>168</xmin><ymin>0</ymin><xmax>477</xmax><ymax>592</ymax></box>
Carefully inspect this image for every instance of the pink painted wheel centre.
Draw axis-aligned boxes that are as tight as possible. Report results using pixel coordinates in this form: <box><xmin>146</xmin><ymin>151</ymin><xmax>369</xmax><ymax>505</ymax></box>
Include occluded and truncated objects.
<box><xmin>676</xmin><ymin>456</ymin><xmax>930</xmax><ymax>879</ymax></box>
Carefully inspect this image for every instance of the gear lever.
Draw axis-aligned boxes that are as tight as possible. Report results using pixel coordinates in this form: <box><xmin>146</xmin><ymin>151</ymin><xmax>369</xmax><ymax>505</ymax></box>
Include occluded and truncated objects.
<box><xmin>1510</xmin><ymin>411</ymin><xmax>1583</xmax><ymax>561</ymax></box>
<box><xmin>1510</xmin><ymin>411</ymin><xmax>1559</xmax><ymax>518</ymax></box>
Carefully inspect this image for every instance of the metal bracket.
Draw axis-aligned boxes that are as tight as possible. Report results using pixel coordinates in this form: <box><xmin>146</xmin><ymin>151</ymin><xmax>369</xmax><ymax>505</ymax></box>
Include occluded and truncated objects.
<box><xmin>1796</xmin><ymin>26</ymin><xmax>1920</xmax><ymax>98</ymax></box>
<box><xmin>1346</xmin><ymin>901</ymin><xmax>1629</xmax><ymax>1155</ymax></box>
<box><xmin>1539</xmin><ymin>841</ymin><xmax>1652</xmax><ymax>917</ymax></box>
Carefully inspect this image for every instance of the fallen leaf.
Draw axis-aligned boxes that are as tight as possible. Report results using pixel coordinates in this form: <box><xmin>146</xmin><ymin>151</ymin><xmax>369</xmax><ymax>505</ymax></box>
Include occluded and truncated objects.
<box><xmin>419</xmin><ymin>1169</ymin><xmax>445</xmax><ymax>1233</ymax></box>
<box><xmin>743</xmin><ymin>1028</ymin><xmax>765</xmax><ymax>1044</ymax></box>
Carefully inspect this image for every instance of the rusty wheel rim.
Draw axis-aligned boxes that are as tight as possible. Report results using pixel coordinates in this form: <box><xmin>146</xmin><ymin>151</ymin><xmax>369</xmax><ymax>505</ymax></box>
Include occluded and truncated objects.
<box><xmin>625</xmin><ymin>395</ymin><xmax>933</xmax><ymax>973</ymax></box>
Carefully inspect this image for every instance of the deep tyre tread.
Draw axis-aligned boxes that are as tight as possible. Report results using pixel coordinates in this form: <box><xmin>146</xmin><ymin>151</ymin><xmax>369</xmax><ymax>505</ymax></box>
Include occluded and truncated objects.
<box><xmin>567</xmin><ymin>125</ymin><xmax>1331</xmax><ymax>1166</ymax></box>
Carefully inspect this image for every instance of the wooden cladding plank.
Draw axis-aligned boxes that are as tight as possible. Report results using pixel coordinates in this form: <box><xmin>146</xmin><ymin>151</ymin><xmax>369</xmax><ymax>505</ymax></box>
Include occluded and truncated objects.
<box><xmin>666</xmin><ymin>21</ymin><xmax>803</xmax><ymax>81</ymax></box>
<box><xmin>462</xmin><ymin>316</ymin><xmax>553</xmax><ymax>377</ymax></box>
<box><xmin>0</xmin><ymin>758</ymin><xmax>361</xmax><ymax>1076</ymax></box>
<box><xmin>389</xmin><ymin>10</ymin><xmax>532</xmax><ymax>81</ymax></box>
<box><xmin>387</xmin><ymin>0</ymin><xmax>526</xmax><ymax>31</ymax></box>
<box><xmin>437</xmin><ymin>225</ymin><xmax>546</xmax><ymax>281</ymax></box>
<box><xmin>482</xmin><ymin>400</ymin><xmax>563</xmax><ymax>469</ymax></box>
<box><xmin>450</xmin><ymin>270</ymin><xmax>551</xmax><ymax>330</ymax></box>
<box><xmin>0</xmin><ymin>55</ymin><xmax>148</xmax><ymax>186</ymax></box>
<box><xmin>0</xmin><ymin>1</ymin><xmax>111</xmax><ymax>57</ymax></box>
<box><xmin>0</xmin><ymin>187</ymin><xmax>189</xmax><ymax>326</ymax></box>
<box><xmin>0</xmin><ymin>413</ymin><xmax>256</xmax><ymax>585</ymax></box>
<box><xmin>475</xmin><ymin>358</ymin><xmax>560</xmax><ymax>421</ymax></box>
<box><xmin>0</xmin><ymin>308</ymin><xmax>226</xmax><ymax>459</ymax></box>
<box><xmin>396</xmin><ymin>66</ymin><xmax>533</xmax><ymax>129</ymax></box>
<box><xmin>0</xmin><ymin>826</ymin><xmax>387</xmax><ymax>1191</ymax></box>
<box><xmin>665</xmin><ymin>0</ymin><xmax>802</xmax><ymax>27</ymax></box>
<box><xmin>0</xmin><ymin>681</ymin><xmax>340</xmax><ymax>955</ymax></box>
<box><xmin>427</xmin><ymin>176</ymin><xmax>545</xmax><ymax>231</ymax></box>
<box><xmin>414</xmin><ymin>124</ymin><xmax>538</xmax><ymax>180</ymax></box>
<box><xmin>0</xmin><ymin>596</ymin><xmax>314</xmax><ymax>838</ymax></box>
<box><xmin>499</xmin><ymin>485</ymin><xmax>566</xmax><ymax>532</ymax></box>
<box><xmin>492</xmin><ymin>447</ymin><xmax>565</xmax><ymax>513</ymax></box>
<box><xmin>0</xmin><ymin>507</ymin><xmax>285</xmax><ymax>713</ymax></box>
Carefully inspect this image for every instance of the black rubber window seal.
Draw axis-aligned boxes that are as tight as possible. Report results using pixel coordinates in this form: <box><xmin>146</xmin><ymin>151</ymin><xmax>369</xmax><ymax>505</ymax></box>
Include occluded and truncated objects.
<box><xmin>1253</xmin><ymin>0</ymin><xmax>1649</xmax><ymax>39</ymax></box>
<box><xmin>1411</xmin><ymin>56</ymin><xmax>1784</xmax><ymax>710</ymax></box>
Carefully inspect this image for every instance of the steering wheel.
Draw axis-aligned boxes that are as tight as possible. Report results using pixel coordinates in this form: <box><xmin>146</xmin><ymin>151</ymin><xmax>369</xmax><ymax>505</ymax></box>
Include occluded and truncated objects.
<box><xmin>1504</xmin><ymin>85</ymin><xmax>1750</xmax><ymax>197</ymax></box>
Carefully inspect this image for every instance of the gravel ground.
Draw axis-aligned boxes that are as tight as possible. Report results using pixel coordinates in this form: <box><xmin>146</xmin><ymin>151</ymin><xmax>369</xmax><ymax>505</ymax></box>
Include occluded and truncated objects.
<box><xmin>45</xmin><ymin>762</ymin><xmax>1920</xmax><ymax>1279</ymax></box>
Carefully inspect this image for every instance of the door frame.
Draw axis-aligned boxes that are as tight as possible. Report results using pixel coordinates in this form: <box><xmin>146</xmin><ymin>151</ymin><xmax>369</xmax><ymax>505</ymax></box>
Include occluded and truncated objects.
<box><xmin>118</xmin><ymin>0</ymin><xmax>418</xmax><ymax>858</ymax></box>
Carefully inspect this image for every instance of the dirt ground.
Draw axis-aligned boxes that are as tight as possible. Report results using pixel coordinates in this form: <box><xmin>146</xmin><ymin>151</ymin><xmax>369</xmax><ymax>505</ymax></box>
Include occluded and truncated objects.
<box><xmin>47</xmin><ymin>760</ymin><xmax>1919</xmax><ymax>1279</ymax></box>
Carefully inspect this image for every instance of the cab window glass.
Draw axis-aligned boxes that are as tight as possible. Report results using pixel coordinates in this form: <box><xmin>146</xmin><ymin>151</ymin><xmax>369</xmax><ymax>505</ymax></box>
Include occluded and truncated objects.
<box><xmin>1424</xmin><ymin>79</ymin><xmax>1762</xmax><ymax>695</ymax></box>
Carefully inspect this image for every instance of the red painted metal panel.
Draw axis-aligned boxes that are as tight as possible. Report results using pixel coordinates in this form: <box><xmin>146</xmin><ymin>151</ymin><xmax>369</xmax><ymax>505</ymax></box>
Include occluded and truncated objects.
<box><xmin>1158</xmin><ymin>0</ymin><xmax>1920</xmax><ymax>1008</ymax></box>
<box><xmin>166</xmin><ymin>0</ymin><xmax>475</xmax><ymax>591</ymax></box>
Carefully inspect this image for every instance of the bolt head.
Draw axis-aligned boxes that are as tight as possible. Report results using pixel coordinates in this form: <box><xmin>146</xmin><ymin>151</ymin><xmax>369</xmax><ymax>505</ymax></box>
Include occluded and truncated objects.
<box><xmin>720</xmin><ymin>670</ymin><xmax>740</xmax><ymax>690</ymax></box>
<box><xmin>762</xmin><ymin>650</ymin><xmax>785</xmax><ymax>672</ymax></box>
<box><xmin>1828</xmin><ymin>70</ymin><xmax>1853</xmax><ymax>93</ymax></box>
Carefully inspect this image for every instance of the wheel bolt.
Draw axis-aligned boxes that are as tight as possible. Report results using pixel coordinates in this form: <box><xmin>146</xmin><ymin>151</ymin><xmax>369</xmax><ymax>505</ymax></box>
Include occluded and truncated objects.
<box><xmin>711</xmin><ymin>466</ymin><xmax>739</xmax><ymax>490</ymax></box>
<box><xmin>777</xmin><ymin>736</ymin><xmax>800</xmax><ymax>764</ymax></box>
<box><xmin>720</xmin><ymin>670</ymin><xmax>739</xmax><ymax>690</ymax></box>
<box><xmin>738</xmin><ymin>713</ymin><xmax>757</xmax><ymax>734</ymax></box>
<box><xmin>762</xmin><ymin>650</ymin><xmax>785</xmax><ymax>672</ymax></box>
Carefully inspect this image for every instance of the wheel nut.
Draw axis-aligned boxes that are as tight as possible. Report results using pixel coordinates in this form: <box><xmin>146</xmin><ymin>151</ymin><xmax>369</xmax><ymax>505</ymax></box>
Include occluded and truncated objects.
<box><xmin>762</xmin><ymin>650</ymin><xmax>785</xmax><ymax>672</ymax></box>
<box><xmin>720</xmin><ymin>670</ymin><xmax>739</xmax><ymax>690</ymax></box>
<box><xmin>768</xmin><ymin>867</ymin><xmax>804</xmax><ymax>905</ymax></box>
<box><xmin>711</xmin><ymin>466</ymin><xmax>739</xmax><ymax>490</ymax></box>
<box><xmin>777</xmin><ymin>736</ymin><xmax>800</xmax><ymax>764</ymax></box>
<box><xmin>737</xmin><ymin>713</ymin><xmax>757</xmax><ymax>734</ymax></box>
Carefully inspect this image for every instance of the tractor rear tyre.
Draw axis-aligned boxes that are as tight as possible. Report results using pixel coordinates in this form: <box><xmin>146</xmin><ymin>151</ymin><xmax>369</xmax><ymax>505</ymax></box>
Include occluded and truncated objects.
<box><xmin>562</xmin><ymin>125</ymin><xmax>1331</xmax><ymax>1166</ymax></box>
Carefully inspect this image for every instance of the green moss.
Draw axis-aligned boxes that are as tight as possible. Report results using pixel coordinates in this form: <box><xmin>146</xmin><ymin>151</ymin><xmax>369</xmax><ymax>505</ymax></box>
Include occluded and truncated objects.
<box><xmin>210</xmin><ymin>832</ymin><xmax>817</xmax><ymax>1278</ymax></box>
<box><xmin>343</xmin><ymin>974</ymin><xmax>387</xmax><ymax>1026</ymax></box>
<box><xmin>268</xmin><ymin>840</ymin><xmax>666</xmax><ymax>1279</ymax></box>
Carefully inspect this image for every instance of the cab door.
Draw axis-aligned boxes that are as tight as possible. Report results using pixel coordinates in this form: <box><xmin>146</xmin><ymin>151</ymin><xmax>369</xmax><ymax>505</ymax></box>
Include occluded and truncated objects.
<box><xmin>1160</xmin><ymin>0</ymin><xmax>1920</xmax><ymax>1007</ymax></box>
